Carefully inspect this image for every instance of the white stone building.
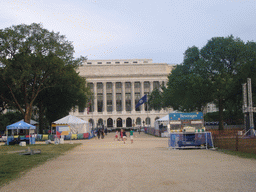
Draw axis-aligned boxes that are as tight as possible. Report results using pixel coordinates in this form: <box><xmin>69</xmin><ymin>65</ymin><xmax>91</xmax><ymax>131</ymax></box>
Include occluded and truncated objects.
<box><xmin>69</xmin><ymin>59</ymin><xmax>175</xmax><ymax>129</ymax></box>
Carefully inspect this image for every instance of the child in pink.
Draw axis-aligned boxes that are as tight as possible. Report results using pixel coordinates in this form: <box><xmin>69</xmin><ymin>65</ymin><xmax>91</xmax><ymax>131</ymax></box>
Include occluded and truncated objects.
<box><xmin>114</xmin><ymin>131</ymin><xmax>118</xmax><ymax>141</ymax></box>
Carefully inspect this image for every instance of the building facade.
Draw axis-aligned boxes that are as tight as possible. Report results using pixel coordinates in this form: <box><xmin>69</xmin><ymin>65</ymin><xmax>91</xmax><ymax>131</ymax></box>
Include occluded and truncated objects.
<box><xmin>69</xmin><ymin>59</ymin><xmax>175</xmax><ymax>129</ymax></box>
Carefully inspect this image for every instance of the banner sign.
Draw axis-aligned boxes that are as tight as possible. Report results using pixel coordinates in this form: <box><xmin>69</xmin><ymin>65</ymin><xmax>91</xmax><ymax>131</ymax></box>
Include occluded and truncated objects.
<box><xmin>169</xmin><ymin>112</ymin><xmax>203</xmax><ymax>121</ymax></box>
<box><xmin>169</xmin><ymin>121</ymin><xmax>181</xmax><ymax>124</ymax></box>
<box><xmin>191</xmin><ymin>120</ymin><xmax>203</xmax><ymax>124</ymax></box>
<box><xmin>56</xmin><ymin>126</ymin><xmax>70</xmax><ymax>136</ymax></box>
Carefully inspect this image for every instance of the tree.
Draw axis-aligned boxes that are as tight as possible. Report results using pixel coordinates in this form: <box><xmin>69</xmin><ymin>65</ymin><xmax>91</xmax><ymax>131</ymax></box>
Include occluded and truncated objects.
<box><xmin>200</xmin><ymin>36</ymin><xmax>246</xmax><ymax>130</ymax></box>
<box><xmin>163</xmin><ymin>47</ymin><xmax>213</xmax><ymax>112</ymax></box>
<box><xmin>0</xmin><ymin>111</ymin><xmax>23</xmax><ymax>132</ymax></box>
<box><xmin>35</xmin><ymin>64</ymin><xmax>90</xmax><ymax>133</ymax></box>
<box><xmin>148</xmin><ymin>88</ymin><xmax>163</xmax><ymax>111</ymax></box>
<box><xmin>0</xmin><ymin>23</ymin><xmax>85</xmax><ymax>124</ymax></box>
<box><xmin>163</xmin><ymin>36</ymin><xmax>249</xmax><ymax>130</ymax></box>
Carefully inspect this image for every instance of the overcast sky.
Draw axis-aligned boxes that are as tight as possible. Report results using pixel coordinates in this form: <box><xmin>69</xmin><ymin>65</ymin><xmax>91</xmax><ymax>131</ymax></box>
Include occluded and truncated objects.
<box><xmin>1</xmin><ymin>0</ymin><xmax>256</xmax><ymax>64</ymax></box>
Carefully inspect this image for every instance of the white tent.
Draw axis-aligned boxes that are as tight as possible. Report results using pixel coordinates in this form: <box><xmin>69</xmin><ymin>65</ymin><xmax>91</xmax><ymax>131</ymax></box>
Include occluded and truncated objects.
<box><xmin>53</xmin><ymin>115</ymin><xmax>90</xmax><ymax>134</ymax></box>
<box><xmin>156</xmin><ymin>115</ymin><xmax>169</xmax><ymax>122</ymax></box>
<box><xmin>155</xmin><ymin>115</ymin><xmax>169</xmax><ymax>130</ymax></box>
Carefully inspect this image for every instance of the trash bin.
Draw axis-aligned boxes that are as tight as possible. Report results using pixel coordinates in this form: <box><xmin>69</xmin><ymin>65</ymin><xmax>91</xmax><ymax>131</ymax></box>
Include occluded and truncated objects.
<box><xmin>60</xmin><ymin>138</ymin><xmax>64</xmax><ymax>144</ymax></box>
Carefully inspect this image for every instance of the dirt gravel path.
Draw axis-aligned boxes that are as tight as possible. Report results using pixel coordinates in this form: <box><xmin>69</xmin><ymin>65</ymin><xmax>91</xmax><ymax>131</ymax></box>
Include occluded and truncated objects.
<box><xmin>1</xmin><ymin>132</ymin><xmax>256</xmax><ymax>192</ymax></box>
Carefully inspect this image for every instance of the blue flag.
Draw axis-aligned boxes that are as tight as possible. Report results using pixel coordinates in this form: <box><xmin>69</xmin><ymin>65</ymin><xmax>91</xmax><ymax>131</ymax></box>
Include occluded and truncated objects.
<box><xmin>135</xmin><ymin>94</ymin><xmax>147</xmax><ymax>108</ymax></box>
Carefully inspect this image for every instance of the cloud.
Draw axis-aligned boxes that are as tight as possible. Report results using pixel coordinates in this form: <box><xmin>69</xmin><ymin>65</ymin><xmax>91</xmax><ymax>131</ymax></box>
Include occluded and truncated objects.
<box><xmin>1</xmin><ymin>0</ymin><xmax>256</xmax><ymax>63</ymax></box>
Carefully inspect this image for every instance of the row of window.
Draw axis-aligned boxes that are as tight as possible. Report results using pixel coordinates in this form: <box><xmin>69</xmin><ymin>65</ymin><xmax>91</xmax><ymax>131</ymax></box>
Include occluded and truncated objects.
<box><xmin>89</xmin><ymin>81</ymin><xmax>163</xmax><ymax>91</ymax></box>
<box><xmin>86</xmin><ymin>61</ymin><xmax>148</xmax><ymax>65</ymax></box>
<box><xmin>87</xmin><ymin>97</ymin><xmax>149</xmax><ymax>112</ymax></box>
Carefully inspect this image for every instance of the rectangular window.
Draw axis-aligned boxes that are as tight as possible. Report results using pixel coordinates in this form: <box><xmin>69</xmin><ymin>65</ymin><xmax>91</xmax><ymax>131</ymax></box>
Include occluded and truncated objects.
<box><xmin>125</xmin><ymin>82</ymin><xmax>131</xmax><ymax>89</ymax></box>
<box><xmin>116</xmin><ymin>82</ymin><xmax>121</xmax><ymax>89</ymax></box>
<box><xmin>153</xmin><ymin>81</ymin><xmax>160</xmax><ymax>90</ymax></box>
<box><xmin>97</xmin><ymin>83</ymin><xmax>103</xmax><ymax>89</ymax></box>
<box><xmin>144</xmin><ymin>82</ymin><xmax>150</xmax><ymax>89</ymax></box>
<box><xmin>107</xmin><ymin>62</ymin><xmax>111</xmax><ymax>64</ymax></box>
<box><xmin>97</xmin><ymin>62</ymin><xmax>102</xmax><ymax>64</ymax></box>
<box><xmin>126</xmin><ymin>93</ymin><xmax>131</xmax><ymax>111</ymax></box>
<box><xmin>106</xmin><ymin>82</ymin><xmax>112</xmax><ymax>89</ymax></box>
<box><xmin>126</xmin><ymin>100</ymin><xmax>131</xmax><ymax>111</ymax></box>
<box><xmin>87</xmin><ymin>62</ymin><xmax>92</xmax><ymax>64</ymax></box>
<box><xmin>125</xmin><ymin>93</ymin><xmax>131</xmax><ymax>100</ymax></box>
<box><xmin>134</xmin><ymin>82</ymin><xmax>140</xmax><ymax>88</ymax></box>
<box><xmin>97</xmin><ymin>94</ymin><xmax>103</xmax><ymax>112</ymax></box>
<box><xmin>133</xmin><ymin>61</ymin><xmax>137</xmax><ymax>63</ymax></box>
<box><xmin>115</xmin><ymin>62</ymin><xmax>120</xmax><ymax>64</ymax></box>
<box><xmin>116</xmin><ymin>93</ymin><xmax>122</xmax><ymax>111</ymax></box>
<box><xmin>107</xmin><ymin>93</ymin><xmax>112</xmax><ymax>112</ymax></box>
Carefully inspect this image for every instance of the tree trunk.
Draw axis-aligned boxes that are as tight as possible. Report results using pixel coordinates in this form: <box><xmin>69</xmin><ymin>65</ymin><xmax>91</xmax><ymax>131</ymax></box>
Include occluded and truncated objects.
<box><xmin>24</xmin><ymin>106</ymin><xmax>32</xmax><ymax>135</ymax></box>
<box><xmin>24</xmin><ymin>106</ymin><xmax>32</xmax><ymax>123</ymax></box>
<box><xmin>218</xmin><ymin>98</ymin><xmax>224</xmax><ymax>130</ymax></box>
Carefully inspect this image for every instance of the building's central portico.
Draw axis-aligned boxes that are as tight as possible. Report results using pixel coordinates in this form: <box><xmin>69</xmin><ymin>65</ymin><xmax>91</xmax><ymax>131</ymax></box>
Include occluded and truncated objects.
<box><xmin>70</xmin><ymin>59</ymin><xmax>175</xmax><ymax>129</ymax></box>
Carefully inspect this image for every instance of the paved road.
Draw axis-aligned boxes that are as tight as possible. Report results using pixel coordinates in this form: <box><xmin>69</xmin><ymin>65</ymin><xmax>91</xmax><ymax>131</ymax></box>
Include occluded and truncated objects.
<box><xmin>1</xmin><ymin>132</ymin><xmax>256</xmax><ymax>192</ymax></box>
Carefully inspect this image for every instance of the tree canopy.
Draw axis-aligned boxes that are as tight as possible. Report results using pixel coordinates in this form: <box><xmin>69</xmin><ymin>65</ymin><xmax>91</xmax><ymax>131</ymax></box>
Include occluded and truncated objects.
<box><xmin>163</xmin><ymin>35</ymin><xmax>256</xmax><ymax>130</ymax></box>
<box><xmin>0</xmin><ymin>23</ymin><xmax>89</xmax><ymax>126</ymax></box>
<box><xmin>148</xmin><ymin>88</ymin><xmax>164</xmax><ymax>111</ymax></box>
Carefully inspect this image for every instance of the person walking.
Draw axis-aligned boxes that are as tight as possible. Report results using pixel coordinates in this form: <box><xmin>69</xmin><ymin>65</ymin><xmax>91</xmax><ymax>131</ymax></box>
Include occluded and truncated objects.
<box><xmin>123</xmin><ymin>130</ymin><xmax>127</xmax><ymax>144</ymax></box>
<box><xmin>97</xmin><ymin>129</ymin><xmax>100</xmax><ymax>139</ymax></box>
<box><xmin>101</xmin><ymin>128</ymin><xmax>104</xmax><ymax>139</ymax></box>
<box><xmin>138</xmin><ymin>126</ymin><xmax>141</xmax><ymax>134</ymax></box>
<box><xmin>130</xmin><ymin>129</ymin><xmax>134</xmax><ymax>144</ymax></box>
<box><xmin>114</xmin><ymin>130</ymin><xmax>118</xmax><ymax>141</ymax></box>
<box><xmin>120</xmin><ymin>129</ymin><xmax>123</xmax><ymax>141</ymax></box>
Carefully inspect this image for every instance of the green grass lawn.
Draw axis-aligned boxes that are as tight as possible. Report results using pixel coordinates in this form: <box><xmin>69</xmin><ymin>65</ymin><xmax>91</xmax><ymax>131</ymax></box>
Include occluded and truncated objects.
<box><xmin>0</xmin><ymin>143</ymin><xmax>81</xmax><ymax>187</ymax></box>
<box><xmin>217</xmin><ymin>149</ymin><xmax>256</xmax><ymax>160</ymax></box>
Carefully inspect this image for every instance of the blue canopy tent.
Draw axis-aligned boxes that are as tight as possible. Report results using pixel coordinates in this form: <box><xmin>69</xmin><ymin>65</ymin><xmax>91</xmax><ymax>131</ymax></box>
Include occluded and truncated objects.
<box><xmin>6</xmin><ymin>120</ymin><xmax>36</xmax><ymax>145</ymax></box>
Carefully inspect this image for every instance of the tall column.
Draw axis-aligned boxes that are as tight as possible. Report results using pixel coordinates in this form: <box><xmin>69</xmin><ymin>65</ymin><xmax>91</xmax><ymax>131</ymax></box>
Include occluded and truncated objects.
<box><xmin>150</xmin><ymin>81</ymin><xmax>153</xmax><ymax>93</ymax></box>
<box><xmin>131</xmin><ymin>81</ymin><xmax>135</xmax><ymax>112</ymax></box>
<box><xmin>164</xmin><ymin>81</ymin><xmax>168</xmax><ymax>88</ymax></box>
<box><xmin>122</xmin><ymin>82</ymin><xmax>126</xmax><ymax>113</ymax></box>
<box><xmin>113</xmin><ymin>82</ymin><xmax>116</xmax><ymax>113</ymax></box>
<box><xmin>103</xmin><ymin>82</ymin><xmax>107</xmax><ymax>113</ymax></box>
<box><xmin>141</xmin><ymin>81</ymin><xmax>145</xmax><ymax>112</ymax></box>
<box><xmin>93</xmin><ymin>82</ymin><xmax>97</xmax><ymax>113</ymax></box>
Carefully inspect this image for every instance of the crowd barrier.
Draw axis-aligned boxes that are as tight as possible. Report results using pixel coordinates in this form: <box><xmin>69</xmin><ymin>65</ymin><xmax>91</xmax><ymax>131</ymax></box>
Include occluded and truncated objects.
<box><xmin>35</xmin><ymin>132</ymin><xmax>94</xmax><ymax>141</ymax></box>
<box><xmin>145</xmin><ymin>127</ymin><xmax>166</xmax><ymax>137</ymax></box>
<box><xmin>168</xmin><ymin>132</ymin><xmax>214</xmax><ymax>149</ymax></box>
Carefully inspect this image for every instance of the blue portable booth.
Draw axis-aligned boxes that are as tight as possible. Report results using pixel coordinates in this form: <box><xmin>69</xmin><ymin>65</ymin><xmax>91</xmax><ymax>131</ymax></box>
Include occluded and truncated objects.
<box><xmin>6</xmin><ymin>120</ymin><xmax>36</xmax><ymax>145</ymax></box>
<box><xmin>168</xmin><ymin>112</ymin><xmax>204</xmax><ymax>132</ymax></box>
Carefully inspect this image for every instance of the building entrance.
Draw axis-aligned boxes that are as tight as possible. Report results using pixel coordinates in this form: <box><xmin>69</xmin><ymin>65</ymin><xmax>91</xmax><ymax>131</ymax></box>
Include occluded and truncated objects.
<box><xmin>126</xmin><ymin>118</ymin><xmax>132</xmax><ymax>127</ymax></box>
<box><xmin>107</xmin><ymin>118</ymin><xmax>113</xmax><ymax>128</ymax></box>
<box><xmin>89</xmin><ymin>119</ymin><xmax>94</xmax><ymax>129</ymax></box>
<box><xmin>117</xmin><ymin>118</ymin><xmax>122</xmax><ymax>127</ymax></box>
